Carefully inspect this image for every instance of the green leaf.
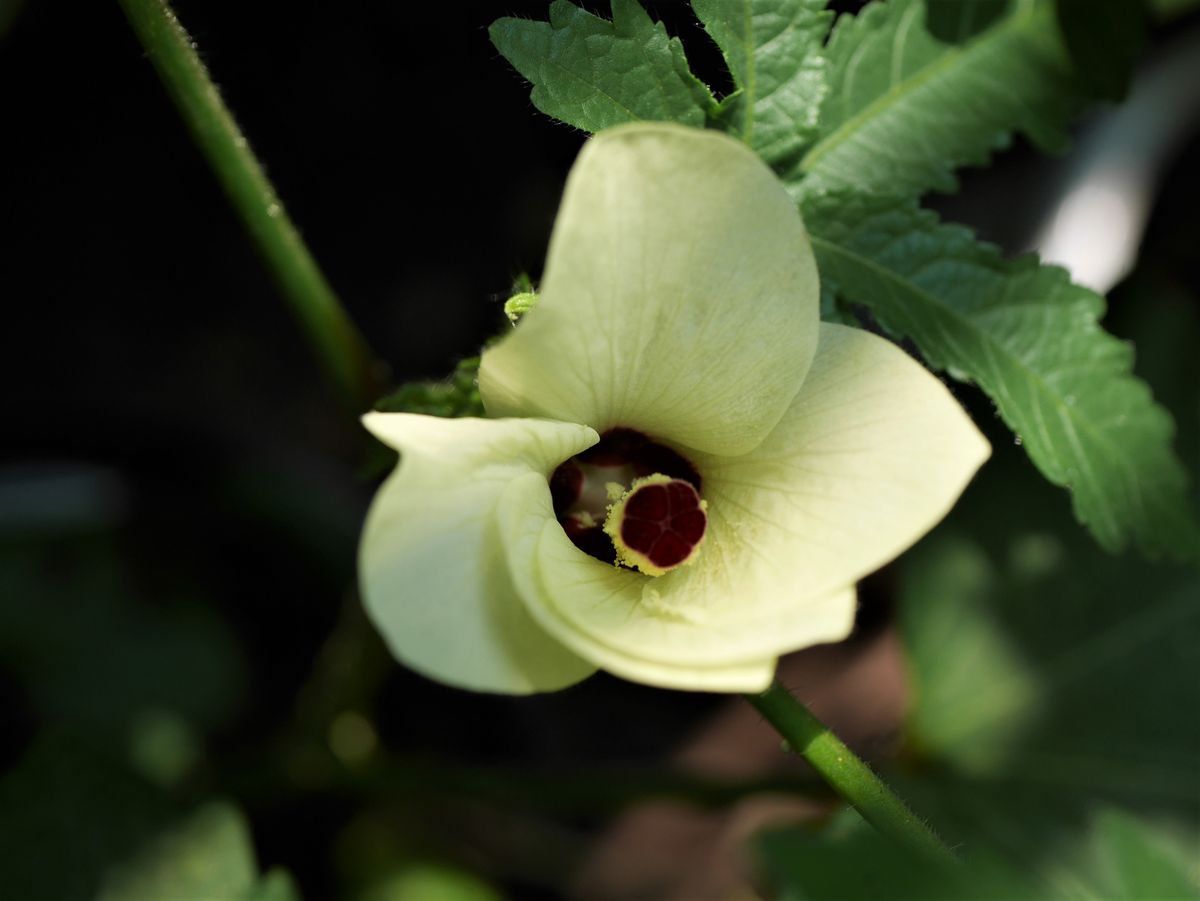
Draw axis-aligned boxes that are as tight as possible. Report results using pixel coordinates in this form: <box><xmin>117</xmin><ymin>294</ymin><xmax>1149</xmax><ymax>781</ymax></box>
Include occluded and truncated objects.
<box><xmin>489</xmin><ymin>0</ymin><xmax>714</xmax><ymax>134</ymax></box>
<box><xmin>98</xmin><ymin>803</ymin><xmax>300</xmax><ymax>901</ymax></box>
<box><xmin>803</xmin><ymin>190</ymin><xmax>1200</xmax><ymax>559</ymax></box>
<box><xmin>793</xmin><ymin>0</ymin><xmax>1082</xmax><ymax>198</ymax></box>
<box><xmin>692</xmin><ymin>0</ymin><xmax>832</xmax><ymax>168</ymax></box>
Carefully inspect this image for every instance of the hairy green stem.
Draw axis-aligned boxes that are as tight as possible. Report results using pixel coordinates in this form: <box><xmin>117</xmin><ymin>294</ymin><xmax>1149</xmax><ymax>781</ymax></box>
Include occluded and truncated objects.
<box><xmin>745</xmin><ymin>680</ymin><xmax>957</xmax><ymax>864</ymax></box>
<box><xmin>117</xmin><ymin>0</ymin><xmax>382</xmax><ymax>410</ymax></box>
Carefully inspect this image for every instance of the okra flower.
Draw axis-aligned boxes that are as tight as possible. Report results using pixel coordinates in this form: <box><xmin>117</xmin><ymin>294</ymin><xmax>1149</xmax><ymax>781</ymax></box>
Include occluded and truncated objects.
<box><xmin>359</xmin><ymin>123</ymin><xmax>989</xmax><ymax>694</ymax></box>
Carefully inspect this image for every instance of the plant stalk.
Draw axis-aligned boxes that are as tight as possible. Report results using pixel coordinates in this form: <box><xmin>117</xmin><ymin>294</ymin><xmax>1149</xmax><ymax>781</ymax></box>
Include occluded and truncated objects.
<box><xmin>745</xmin><ymin>680</ymin><xmax>957</xmax><ymax>864</ymax></box>
<box><xmin>117</xmin><ymin>0</ymin><xmax>382</xmax><ymax>411</ymax></box>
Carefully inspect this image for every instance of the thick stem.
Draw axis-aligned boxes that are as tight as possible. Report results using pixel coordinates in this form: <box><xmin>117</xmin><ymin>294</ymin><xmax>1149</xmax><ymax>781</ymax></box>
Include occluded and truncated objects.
<box><xmin>117</xmin><ymin>0</ymin><xmax>382</xmax><ymax>411</ymax></box>
<box><xmin>745</xmin><ymin>680</ymin><xmax>957</xmax><ymax>864</ymax></box>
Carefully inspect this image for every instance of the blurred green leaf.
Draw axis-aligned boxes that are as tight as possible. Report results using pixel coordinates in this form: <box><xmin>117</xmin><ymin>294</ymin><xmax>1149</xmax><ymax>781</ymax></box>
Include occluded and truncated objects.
<box><xmin>804</xmin><ymin>191</ymin><xmax>1200</xmax><ymax>559</ymax></box>
<box><xmin>1149</xmin><ymin>0</ymin><xmax>1200</xmax><ymax>20</ymax></box>
<box><xmin>362</xmin><ymin>864</ymin><xmax>504</xmax><ymax>901</ymax></box>
<box><xmin>128</xmin><ymin>708</ymin><xmax>203</xmax><ymax>788</ymax></box>
<box><xmin>898</xmin><ymin>407</ymin><xmax>1200</xmax><ymax>807</ymax></box>
<box><xmin>0</xmin><ymin>535</ymin><xmax>247</xmax><ymax>742</ymax></box>
<box><xmin>1091</xmin><ymin>808</ymin><xmax>1200</xmax><ymax>899</ymax></box>
<box><xmin>98</xmin><ymin>803</ymin><xmax>299</xmax><ymax>901</ymax></box>
<box><xmin>900</xmin><ymin>536</ymin><xmax>1040</xmax><ymax>773</ymax></box>
<box><xmin>0</xmin><ymin>736</ymin><xmax>173</xmax><ymax>900</ymax></box>
<box><xmin>793</xmin><ymin>0</ymin><xmax>1082</xmax><ymax>198</ymax></box>
<box><xmin>252</xmin><ymin>872</ymin><xmax>304</xmax><ymax>901</ymax></box>
<box><xmin>757</xmin><ymin>806</ymin><xmax>1200</xmax><ymax>900</ymax></box>
<box><xmin>489</xmin><ymin>0</ymin><xmax>714</xmax><ymax>134</ymax></box>
<box><xmin>758</xmin><ymin>814</ymin><xmax>1032</xmax><ymax>899</ymax></box>
<box><xmin>693</xmin><ymin>0</ymin><xmax>832</xmax><ymax>168</ymax></box>
<box><xmin>1</xmin><ymin>737</ymin><xmax>301</xmax><ymax>900</ymax></box>
<box><xmin>902</xmin><ymin>528</ymin><xmax>1199</xmax><ymax>805</ymax></box>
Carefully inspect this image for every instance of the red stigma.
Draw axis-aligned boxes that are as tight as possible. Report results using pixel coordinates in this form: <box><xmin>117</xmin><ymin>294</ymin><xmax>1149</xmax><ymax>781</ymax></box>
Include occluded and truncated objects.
<box><xmin>614</xmin><ymin>478</ymin><xmax>707</xmax><ymax>573</ymax></box>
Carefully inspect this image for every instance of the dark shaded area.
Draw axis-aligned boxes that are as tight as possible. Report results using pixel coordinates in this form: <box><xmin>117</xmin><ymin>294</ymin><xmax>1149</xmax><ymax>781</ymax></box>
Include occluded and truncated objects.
<box><xmin>0</xmin><ymin>3</ymin><xmax>742</xmax><ymax>896</ymax></box>
<box><xmin>1055</xmin><ymin>0</ymin><xmax>1147</xmax><ymax>99</ymax></box>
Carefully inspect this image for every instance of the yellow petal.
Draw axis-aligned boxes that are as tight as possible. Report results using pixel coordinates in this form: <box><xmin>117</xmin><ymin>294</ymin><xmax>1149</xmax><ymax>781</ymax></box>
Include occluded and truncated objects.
<box><xmin>692</xmin><ymin>322</ymin><xmax>992</xmax><ymax>605</ymax></box>
<box><xmin>479</xmin><ymin>122</ymin><xmax>819</xmax><ymax>456</ymax></box>
<box><xmin>359</xmin><ymin>413</ymin><xmax>599</xmax><ymax>694</ymax></box>
<box><xmin>497</xmin><ymin>473</ymin><xmax>779</xmax><ymax>692</ymax></box>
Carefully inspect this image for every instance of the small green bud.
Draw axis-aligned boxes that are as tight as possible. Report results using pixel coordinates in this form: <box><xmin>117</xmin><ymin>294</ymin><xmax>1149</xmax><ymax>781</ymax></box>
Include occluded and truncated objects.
<box><xmin>504</xmin><ymin>291</ymin><xmax>539</xmax><ymax>323</ymax></box>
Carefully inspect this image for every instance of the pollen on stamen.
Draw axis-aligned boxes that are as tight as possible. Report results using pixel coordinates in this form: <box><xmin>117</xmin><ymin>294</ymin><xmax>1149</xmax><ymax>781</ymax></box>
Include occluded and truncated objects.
<box><xmin>603</xmin><ymin>473</ymin><xmax>707</xmax><ymax>577</ymax></box>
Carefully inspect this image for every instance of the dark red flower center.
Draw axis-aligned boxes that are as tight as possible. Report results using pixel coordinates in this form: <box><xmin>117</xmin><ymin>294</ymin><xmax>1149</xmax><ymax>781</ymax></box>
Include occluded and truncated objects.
<box><xmin>609</xmin><ymin>477</ymin><xmax>707</xmax><ymax>573</ymax></box>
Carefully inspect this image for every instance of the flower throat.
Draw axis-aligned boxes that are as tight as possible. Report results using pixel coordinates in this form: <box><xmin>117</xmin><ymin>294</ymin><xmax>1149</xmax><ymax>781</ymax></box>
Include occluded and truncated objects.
<box><xmin>550</xmin><ymin>428</ymin><xmax>707</xmax><ymax>576</ymax></box>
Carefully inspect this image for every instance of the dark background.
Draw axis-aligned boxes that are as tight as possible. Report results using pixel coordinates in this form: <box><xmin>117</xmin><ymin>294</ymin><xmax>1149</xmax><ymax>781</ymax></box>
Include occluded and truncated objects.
<box><xmin>2</xmin><ymin>1</ymin><xmax>1199</xmax><ymax>898</ymax></box>
<box><xmin>0</xmin><ymin>4</ymin><xmax>760</xmax><ymax>896</ymax></box>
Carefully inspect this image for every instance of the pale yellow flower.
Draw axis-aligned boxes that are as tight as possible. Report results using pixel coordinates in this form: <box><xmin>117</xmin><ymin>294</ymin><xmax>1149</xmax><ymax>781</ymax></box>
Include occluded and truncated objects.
<box><xmin>359</xmin><ymin>123</ymin><xmax>989</xmax><ymax>694</ymax></box>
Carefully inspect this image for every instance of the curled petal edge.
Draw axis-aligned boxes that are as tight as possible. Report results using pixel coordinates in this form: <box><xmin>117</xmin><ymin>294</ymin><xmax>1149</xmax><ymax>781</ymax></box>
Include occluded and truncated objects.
<box><xmin>359</xmin><ymin>413</ymin><xmax>599</xmax><ymax>694</ymax></box>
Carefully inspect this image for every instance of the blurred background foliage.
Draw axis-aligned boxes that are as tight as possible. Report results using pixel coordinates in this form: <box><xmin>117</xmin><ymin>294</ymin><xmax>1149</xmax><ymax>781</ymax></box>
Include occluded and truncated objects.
<box><xmin>1</xmin><ymin>0</ymin><xmax>1198</xmax><ymax>898</ymax></box>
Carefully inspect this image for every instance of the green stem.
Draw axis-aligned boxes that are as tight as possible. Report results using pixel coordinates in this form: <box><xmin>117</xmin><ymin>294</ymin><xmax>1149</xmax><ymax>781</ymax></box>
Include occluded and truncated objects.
<box><xmin>745</xmin><ymin>680</ymin><xmax>957</xmax><ymax>864</ymax></box>
<box><xmin>117</xmin><ymin>0</ymin><xmax>382</xmax><ymax>410</ymax></box>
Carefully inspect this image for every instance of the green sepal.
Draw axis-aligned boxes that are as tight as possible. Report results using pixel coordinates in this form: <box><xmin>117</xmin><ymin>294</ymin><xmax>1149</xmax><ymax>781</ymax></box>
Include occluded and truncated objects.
<box><xmin>373</xmin><ymin>357</ymin><xmax>483</xmax><ymax>419</ymax></box>
<box><xmin>504</xmin><ymin>293</ymin><xmax>538</xmax><ymax>323</ymax></box>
